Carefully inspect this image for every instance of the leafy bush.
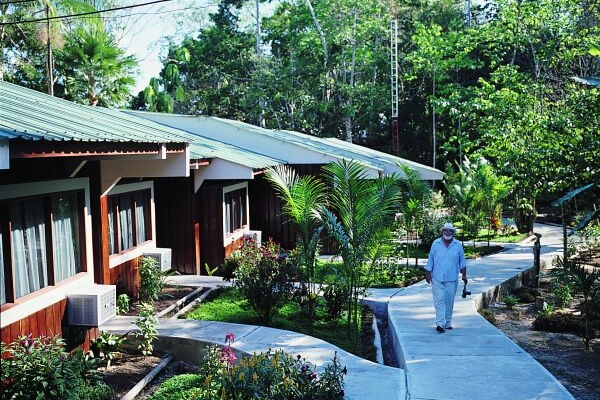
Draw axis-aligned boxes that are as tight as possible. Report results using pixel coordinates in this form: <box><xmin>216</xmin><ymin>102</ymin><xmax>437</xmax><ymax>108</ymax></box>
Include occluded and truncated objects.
<box><xmin>75</xmin><ymin>380</ymin><xmax>113</xmax><ymax>400</ymax></box>
<box><xmin>502</xmin><ymin>295</ymin><xmax>518</xmax><ymax>309</ymax></box>
<box><xmin>512</xmin><ymin>286</ymin><xmax>539</xmax><ymax>303</ymax></box>
<box><xmin>134</xmin><ymin>302</ymin><xmax>159</xmax><ymax>355</ymax></box>
<box><xmin>90</xmin><ymin>331</ymin><xmax>127</xmax><ymax>368</ymax></box>
<box><xmin>550</xmin><ymin>282</ymin><xmax>573</xmax><ymax>309</ymax></box>
<box><xmin>139</xmin><ymin>256</ymin><xmax>162</xmax><ymax>303</ymax></box>
<box><xmin>116</xmin><ymin>293</ymin><xmax>131</xmax><ymax>315</ymax></box>
<box><xmin>0</xmin><ymin>334</ymin><xmax>99</xmax><ymax>400</ymax></box>
<box><xmin>233</xmin><ymin>238</ymin><xmax>297</xmax><ymax>323</ymax></box>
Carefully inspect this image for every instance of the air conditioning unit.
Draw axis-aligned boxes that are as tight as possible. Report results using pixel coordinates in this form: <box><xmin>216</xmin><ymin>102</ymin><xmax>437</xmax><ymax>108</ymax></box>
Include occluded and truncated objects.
<box><xmin>243</xmin><ymin>230</ymin><xmax>262</xmax><ymax>247</ymax></box>
<box><xmin>143</xmin><ymin>247</ymin><xmax>172</xmax><ymax>271</ymax></box>
<box><xmin>67</xmin><ymin>285</ymin><xmax>116</xmax><ymax>326</ymax></box>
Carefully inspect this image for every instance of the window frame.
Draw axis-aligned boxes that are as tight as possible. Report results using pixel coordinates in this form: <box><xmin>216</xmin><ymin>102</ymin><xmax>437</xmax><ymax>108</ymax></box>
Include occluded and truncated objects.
<box><xmin>222</xmin><ymin>182</ymin><xmax>249</xmax><ymax>242</ymax></box>
<box><xmin>106</xmin><ymin>182</ymin><xmax>157</xmax><ymax>269</ymax></box>
<box><xmin>0</xmin><ymin>178</ymin><xmax>93</xmax><ymax>314</ymax></box>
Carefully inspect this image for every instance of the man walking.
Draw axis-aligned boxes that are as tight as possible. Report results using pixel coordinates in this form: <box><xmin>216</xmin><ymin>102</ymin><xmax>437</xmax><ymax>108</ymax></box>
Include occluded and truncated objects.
<box><xmin>425</xmin><ymin>222</ymin><xmax>467</xmax><ymax>333</ymax></box>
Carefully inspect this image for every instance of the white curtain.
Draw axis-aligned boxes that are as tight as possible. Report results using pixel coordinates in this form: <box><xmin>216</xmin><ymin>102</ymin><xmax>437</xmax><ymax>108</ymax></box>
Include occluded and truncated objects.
<box><xmin>119</xmin><ymin>196</ymin><xmax>133</xmax><ymax>250</ymax></box>
<box><xmin>10</xmin><ymin>199</ymin><xmax>48</xmax><ymax>299</ymax></box>
<box><xmin>134</xmin><ymin>192</ymin><xmax>147</xmax><ymax>244</ymax></box>
<box><xmin>108</xmin><ymin>202</ymin><xmax>115</xmax><ymax>254</ymax></box>
<box><xmin>52</xmin><ymin>194</ymin><xmax>80</xmax><ymax>282</ymax></box>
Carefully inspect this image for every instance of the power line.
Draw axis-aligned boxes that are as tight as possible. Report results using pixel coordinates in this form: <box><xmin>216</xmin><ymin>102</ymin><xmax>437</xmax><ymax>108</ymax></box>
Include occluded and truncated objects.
<box><xmin>0</xmin><ymin>0</ymin><xmax>180</xmax><ymax>26</ymax></box>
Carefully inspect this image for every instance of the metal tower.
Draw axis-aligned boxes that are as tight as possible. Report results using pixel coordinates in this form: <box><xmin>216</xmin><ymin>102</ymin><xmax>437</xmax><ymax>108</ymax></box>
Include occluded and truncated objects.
<box><xmin>390</xmin><ymin>17</ymin><xmax>399</xmax><ymax>156</ymax></box>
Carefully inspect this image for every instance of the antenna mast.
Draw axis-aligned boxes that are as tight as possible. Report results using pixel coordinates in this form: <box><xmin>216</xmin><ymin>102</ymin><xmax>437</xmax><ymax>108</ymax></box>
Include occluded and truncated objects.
<box><xmin>390</xmin><ymin>2</ymin><xmax>399</xmax><ymax>156</ymax></box>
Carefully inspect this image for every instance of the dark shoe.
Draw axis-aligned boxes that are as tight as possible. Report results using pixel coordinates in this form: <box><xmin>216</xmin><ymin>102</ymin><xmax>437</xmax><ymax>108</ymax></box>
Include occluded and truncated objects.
<box><xmin>445</xmin><ymin>326</ymin><xmax>453</xmax><ymax>330</ymax></box>
<box><xmin>436</xmin><ymin>325</ymin><xmax>445</xmax><ymax>333</ymax></box>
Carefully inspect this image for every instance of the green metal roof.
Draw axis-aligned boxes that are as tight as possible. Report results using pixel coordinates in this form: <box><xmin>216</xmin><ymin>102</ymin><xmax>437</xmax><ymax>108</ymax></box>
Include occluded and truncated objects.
<box><xmin>0</xmin><ymin>81</ymin><xmax>192</xmax><ymax>143</ymax></box>
<box><xmin>187</xmin><ymin>136</ymin><xmax>285</xmax><ymax>169</ymax></box>
<box><xmin>208</xmin><ymin>116</ymin><xmax>383</xmax><ymax>171</ymax></box>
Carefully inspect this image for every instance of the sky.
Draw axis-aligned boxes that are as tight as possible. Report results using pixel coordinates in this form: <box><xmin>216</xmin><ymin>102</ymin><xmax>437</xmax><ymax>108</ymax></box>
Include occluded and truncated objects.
<box><xmin>116</xmin><ymin>0</ymin><xmax>276</xmax><ymax>94</ymax></box>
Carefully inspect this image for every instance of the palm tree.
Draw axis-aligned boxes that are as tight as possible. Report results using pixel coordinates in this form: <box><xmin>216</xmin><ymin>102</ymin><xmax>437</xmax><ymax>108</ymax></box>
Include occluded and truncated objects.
<box><xmin>57</xmin><ymin>24</ymin><xmax>136</xmax><ymax>107</ymax></box>
<box><xmin>264</xmin><ymin>165</ymin><xmax>328</xmax><ymax>334</ymax></box>
<box><xmin>319</xmin><ymin>160</ymin><xmax>400</xmax><ymax>341</ymax></box>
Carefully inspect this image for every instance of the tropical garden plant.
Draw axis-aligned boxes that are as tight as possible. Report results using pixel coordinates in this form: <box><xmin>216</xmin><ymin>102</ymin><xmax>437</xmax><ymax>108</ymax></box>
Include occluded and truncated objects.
<box><xmin>265</xmin><ymin>164</ymin><xmax>328</xmax><ymax>333</ymax></box>
<box><xmin>318</xmin><ymin>160</ymin><xmax>400</xmax><ymax>342</ymax></box>
<box><xmin>233</xmin><ymin>238</ymin><xmax>297</xmax><ymax>324</ymax></box>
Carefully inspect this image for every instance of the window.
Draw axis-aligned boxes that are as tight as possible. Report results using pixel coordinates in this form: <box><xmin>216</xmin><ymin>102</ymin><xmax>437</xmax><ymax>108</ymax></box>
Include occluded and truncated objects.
<box><xmin>1</xmin><ymin>191</ymin><xmax>84</xmax><ymax>303</ymax></box>
<box><xmin>108</xmin><ymin>189</ymin><xmax>151</xmax><ymax>255</ymax></box>
<box><xmin>224</xmin><ymin>186</ymin><xmax>247</xmax><ymax>235</ymax></box>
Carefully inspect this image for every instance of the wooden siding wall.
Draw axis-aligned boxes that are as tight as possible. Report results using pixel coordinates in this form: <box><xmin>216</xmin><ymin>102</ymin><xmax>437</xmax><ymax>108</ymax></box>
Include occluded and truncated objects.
<box><xmin>154</xmin><ymin>178</ymin><xmax>198</xmax><ymax>275</ymax></box>
<box><xmin>0</xmin><ymin>300</ymin><xmax>97</xmax><ymax>353</ymax></box>
<box><xmin>109</xmin><ymin>257</ymin><xmax>140</xmax><ymax>300</ymax></box>
<box><xmin>249</xmin><ymin>174</ymin><xmax>296</xmax><ymax>251</ymax></box>
<box><xmin>199</xmin><ymin>185</ymin><xmax>225</xmax><ymax>271</ymax></box>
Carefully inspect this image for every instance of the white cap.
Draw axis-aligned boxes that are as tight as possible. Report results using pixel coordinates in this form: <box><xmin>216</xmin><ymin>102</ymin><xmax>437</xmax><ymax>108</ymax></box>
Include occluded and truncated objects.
<box><xmin>440</xmin><ymin>222</ymin><xmax>456</xmax><ymax>233</ymax></box>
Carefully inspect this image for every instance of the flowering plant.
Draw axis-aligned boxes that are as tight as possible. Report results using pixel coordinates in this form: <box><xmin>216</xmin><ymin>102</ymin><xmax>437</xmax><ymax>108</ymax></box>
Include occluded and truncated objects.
<box><xmin>0</xmin><ymin>334</ymin><xmax>107</xmax><ymax>400</ymax></box>
<box><xmin>166</xmin><ymin>332</ymin><xmax>346</xmax><ymax>400</ymax></box>
<box><xmin>233</xmin><ymin>238</ymin><xmax>297</xmax><ymax>323</ymax></box>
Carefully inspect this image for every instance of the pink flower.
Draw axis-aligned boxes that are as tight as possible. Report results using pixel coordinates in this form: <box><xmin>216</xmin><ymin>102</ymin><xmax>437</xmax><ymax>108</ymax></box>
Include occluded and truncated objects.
<box><xmin>225</xmin><ymin>332</ymin><xmax>235</xmax><ymax>344</ymax></box>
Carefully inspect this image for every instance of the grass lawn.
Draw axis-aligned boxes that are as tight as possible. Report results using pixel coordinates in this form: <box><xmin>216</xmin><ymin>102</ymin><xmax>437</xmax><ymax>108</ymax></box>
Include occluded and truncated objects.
<box><xmin>184</xmin><ymin>287</ymin><xmax>376</xmax><ymax>361</ymax></box>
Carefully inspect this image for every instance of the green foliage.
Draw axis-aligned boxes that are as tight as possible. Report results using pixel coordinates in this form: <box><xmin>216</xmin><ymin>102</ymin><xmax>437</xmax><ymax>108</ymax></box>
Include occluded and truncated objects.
<box><xmin>138</xmin><ymin>256</ymin><xmax>168</xmax><ymax>304</ymax></box>
<box><xmin>185</xmin><ymin>287</ymin><xmax>258</xmax><ymax>324</ymax></box>
<box><xmin>134</xmin><ymin>303</ymin><xmax>159</xmax><ymax>356</ymax></box>
<box><xmin>74</xmin><ymin>380</ymin><xmax>113</xmax><ymax>400</ymax></box>
<box><xmin>233</xmin><ymin>238</ymin><xmax>297</xmax><ymax>323</ymax></box>
<box><xmin>152</xmin><ymin>340</ymin><xmax>345</xmax><ymax>400</ymax></box>
<box><xmin>550</xmin><ymin>282</ymin><xmax>573</xmax><ymax>309</ymax></box>
<box><xmin>319</xmin><ymin>160</ymin><xmax>400</xmax><ymax>341</ymax></box>
<box><xmin>549</xmin><ymin>256</ymin><xmax>600</xmax><ymax>349</ymax></box>
<box><xmin>540</xmin><ymin>302</ymin><xmax>555</xmax><ymax>318</ymax></box>
<box><xmin>0</xmin><ymin>334</ymin><xmax>99</xmax><ymax>400</ymax></box>
<box><xmin>203</xmin><ymin>263</ymin><xmax>219</xmax><ymax>276</ymax></box>
<box><xmin>148</xmin><ymin>374</ymin><xmax>203</xmax><ymax>400</ymax></box>
<box><xmin>502</xmin><ymin>295</ymin><xmax>518</xmax><ymax>310</ymax></box>
<box><xmin>116</xmin><ymin>293</ymin><xmax>131</xmax><ymax>315</ymax></box>
<box><xmin>90</xmin><ymin>331</ymin><xmax>127</xmax><ymax>368</ymax></box>
<box><xmin>56</xmin><ymin>23</ymin><xmax>136</xmax><ymax>107</ymax></box>
<box><xmin>265</xmin><ymin>165</ymin><xmax>327</xmax><ymax>333</ymax></box>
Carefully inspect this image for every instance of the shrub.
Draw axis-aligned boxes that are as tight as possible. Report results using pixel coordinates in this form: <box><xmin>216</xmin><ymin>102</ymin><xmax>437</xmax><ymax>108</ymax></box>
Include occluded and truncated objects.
<box><xmin>512</xmin><ymin>287</ymin><xmax>539</xmax><ymax>303</ymax></box>
<box><xmin>134</xmin><ymin>302</ymin><xmax>159</xmax><ymax>355</ymax></box>
<box><xmin>502</xmin><ymin>295</ymin><xmax>518</xmax><ymax>310</ymax></box>
<box><xmin>0</xmin><ymin>334</ymin><xmax>97</xmax><ymax>400</ymax></box>
<box><xmin>139</xmin><ymin>256</ymin><xmax>162</xmax><ymax>303</ymax></box>
<box><xmin>550</xmin><ymin>282</ymin><xmax>573</xmax><ymax>309</ymax></box>
<box><xmin>90</xmin><ymin>331</ymin><xmax>127</xmax><ymax>368</ymax></box>
<box><xmin>116</xmin><ymin>293</ymin><xmax>131</xmax><ymax>315</ymax></box>
<box><xmin>233</xmin><ymin>238</ymin><xmax>297</xmax><ymax>323</ymax></box>
<box><xmin>75</xmin><ymin>380</ymin><xmax>113</xmax><ymax>400</ymax></box>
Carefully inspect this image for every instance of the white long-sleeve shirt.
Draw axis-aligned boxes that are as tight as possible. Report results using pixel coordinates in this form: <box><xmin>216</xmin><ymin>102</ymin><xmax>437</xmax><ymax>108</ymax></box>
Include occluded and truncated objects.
<box><xmin>425</xmin><ymin>237</ymin><xmax>467</xmax><ymax>282</ymax></box>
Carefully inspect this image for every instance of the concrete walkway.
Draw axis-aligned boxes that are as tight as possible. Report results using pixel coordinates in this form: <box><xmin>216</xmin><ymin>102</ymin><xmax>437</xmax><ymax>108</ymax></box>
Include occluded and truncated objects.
<box><xmin>102</xmin><ymin>223</ymin><xmax>575</xmax><ymax>400</ymax></box>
